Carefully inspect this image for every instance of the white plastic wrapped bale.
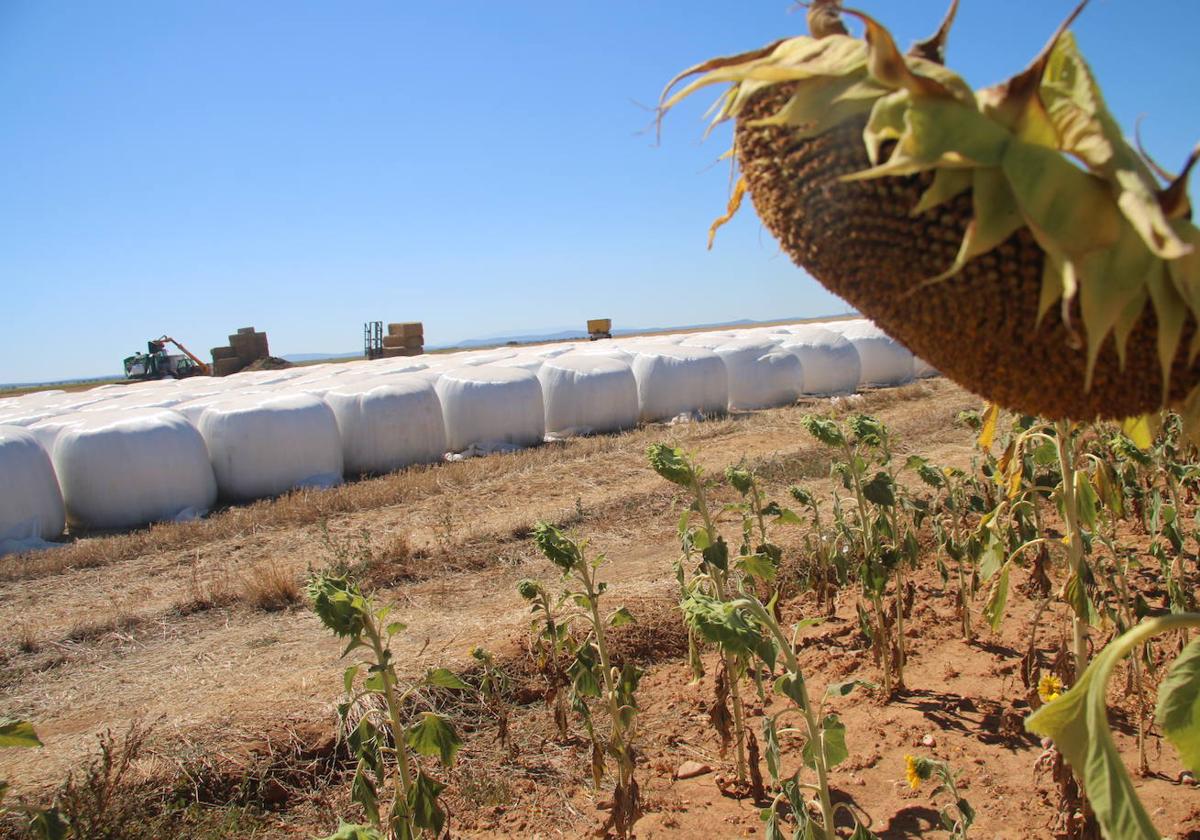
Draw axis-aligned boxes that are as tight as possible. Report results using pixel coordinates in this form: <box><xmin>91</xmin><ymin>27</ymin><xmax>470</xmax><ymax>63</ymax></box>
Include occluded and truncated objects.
<box><xmin>435</xmin><ymin>366</ymin><xmax>545</xmax><ymax>455</ymax></box>
<box><xmin>713</xmin><ymin>339</ymin><xmax>803</xmax><ymax>410</ymax></box>
<box><xmin>630</xmin><ymin>346</ymin><xmax>729</xmax><ymax>422</ymax></box>
<box><xmin>488</xmin><ymin>354</ymin><xmax>545</xmax><ymax>374</ymax></box>
<box><xmin>79</xmin><ymin>393</ymin><xmax>183</xmax><ymax>412</ymax></box>
<box><xmin>0</xmin><ymin>426</ymin><xmax>65</xmax><ymax>554</ymax></box>
<box><xmin>27</xmin><ymin>412</ymin><xmax>92</xmax><ymax>452</ymax></box>
<box><xmin>198</xmin><ymin>394</ymin><xmax>344</xmax><ymax>501</ymax></box>
<box><xmin>375</xmin><ymin>360</ymin><xmax>434</xmax><ymax>377</ymax></box>
<box><xmin>576</xmin><ymin>342</ymin><xmax>635</xmax><ymax>363</ymax></box>
<box><xmin>175</xmin><ymin>389</ymin><xmax>274</xmax><ymax>425</ymax></box>
<box><xmin>324</xmin><ymin>378</ymin><xmax>447</xmax><ymax>475</ymax></box>
<box><xmin>833</xmin><ymin>321</ymin><xmax>914</xmax><ymax>387</ymax></box>
<box><xmin>778</xmin><ymin>326</ymin><xmax>862</xmax><ymax>395</ymax></box>
<box><xmin>679</xmin><ymin>333</ymin><xmax>738</xmax><ymax>350</ymax></box>
<box><xmin>913</xmin><ymin>357</ymin><xmax>939</xmax><ymax>378</ymax></box>
<box><xmin>538</xmin><ymin>355</ymin><xmax>639</xmax><ymax>437</ymax></box>
<box><xmin>459</xmin><ymin>350</ymin><xmax>519</xmax><ymax>367</ymax></box>
<box><xmin>50</xmin><ymin>409</ymin><xmax>218</xmax><ymax>530</ymax></box>
<box><xmin>532</xmin><ymin>344</ymin><xmax>579</xmax><ymax>359</ymax></box>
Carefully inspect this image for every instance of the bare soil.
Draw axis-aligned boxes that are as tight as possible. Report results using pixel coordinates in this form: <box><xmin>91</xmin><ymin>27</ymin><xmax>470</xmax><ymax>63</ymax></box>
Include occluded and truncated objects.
<box><xmin>2</xmin><ymin>379</ymin><xmax>1198</xmax><ymax>839</ymax></box>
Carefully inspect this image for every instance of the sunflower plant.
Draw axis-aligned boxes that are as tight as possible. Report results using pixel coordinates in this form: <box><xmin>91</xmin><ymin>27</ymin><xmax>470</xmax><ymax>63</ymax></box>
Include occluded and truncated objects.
<box><xmin>649</xmin><ymin>443</ymin><xmax>876</xmax><ymax>837</ymax></box>
<box><xmin>522</xmin><ymin>523</ymin><xmax>642</xmax><ymax>840</ymax></box>
<box><xmin>799</xmin><ymin>414</ymin><xmax>923</xmax><ymax>696</ymax></box>
<box><xmin>904</xmin><ymin>755</ymin><xmax>975</xmax><ymax>839</ymax></box>
<box><xmin>648</xmin><ymin>443</ymin><xmax>757</xmax><ymax>785</ymax></box>
<box><xmin>1027</xmin><ymin>613</ymin><xmax>1200</xmax><ymax>840</ymax></box>
<box><xmin>515</xmin><ymin>577</ymin><xmax>571</xmax><ymax>742</ymax></box>
<box><xmin>307</xmin><ymin>573</ymin><xmax>467</xmax><ymax>840</ymax></box>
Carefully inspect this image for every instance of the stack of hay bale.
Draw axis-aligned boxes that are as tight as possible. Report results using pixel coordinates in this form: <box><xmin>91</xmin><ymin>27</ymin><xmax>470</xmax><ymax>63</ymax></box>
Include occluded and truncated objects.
<box><xmin>381</xmin><ymin>322</ymin><xmax>424</xmax><ymax>358</ymax></box>
<box><xmin>587</xmin><ymin>318</ymin><xmax>612</xmax><ymax>340</ymax></box>
<box><xmin>211</xmin><ymin>327</ymin><xmax>270</xmax><ymax>376</ymax></box>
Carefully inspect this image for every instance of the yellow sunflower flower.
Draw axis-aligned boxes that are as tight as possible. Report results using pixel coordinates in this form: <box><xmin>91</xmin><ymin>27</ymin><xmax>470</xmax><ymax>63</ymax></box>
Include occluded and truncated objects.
<box><xmin>905</xmin><ymin>754</ymin><xmax>922</xmax><ymax>791</ymax></box>
<box><xmin>1038</xmin><ymin>674</ymin><xmax>1064</xmax><ymax>703</ymax></box>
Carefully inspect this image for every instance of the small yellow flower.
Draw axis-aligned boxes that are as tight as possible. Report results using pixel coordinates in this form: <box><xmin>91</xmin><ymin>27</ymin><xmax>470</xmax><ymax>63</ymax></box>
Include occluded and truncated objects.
<box><xmin>905</xmin><ymin>754</ymin><xmax>922</xmax><ymax>791</ymax></box>
<box><xmin>1038</xmin><ymin>674</ymin><xmax>1064</xmax><ymax>703</ymax></box>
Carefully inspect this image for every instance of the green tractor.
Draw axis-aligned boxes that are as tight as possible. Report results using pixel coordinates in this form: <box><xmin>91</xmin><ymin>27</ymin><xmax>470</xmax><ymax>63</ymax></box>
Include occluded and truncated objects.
<box><xmin>123</xmin><ymin>336</ymin><xmax>210</xmax><ymax>381</ymax></box>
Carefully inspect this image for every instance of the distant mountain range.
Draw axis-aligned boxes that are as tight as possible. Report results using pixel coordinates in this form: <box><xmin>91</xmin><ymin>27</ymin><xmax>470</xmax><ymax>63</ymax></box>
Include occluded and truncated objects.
<box><xmin>281</xmin><ymin>315</ymin><xmax>848</xmax><ymax>362</ymax></box>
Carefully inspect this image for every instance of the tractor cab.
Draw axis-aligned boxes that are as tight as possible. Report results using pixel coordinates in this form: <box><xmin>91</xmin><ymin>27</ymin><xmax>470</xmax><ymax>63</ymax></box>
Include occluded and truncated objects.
<box><xmin>123</xmin><ymin>339</ymin><xmax>204</xmax><ymax>380</ymax></box>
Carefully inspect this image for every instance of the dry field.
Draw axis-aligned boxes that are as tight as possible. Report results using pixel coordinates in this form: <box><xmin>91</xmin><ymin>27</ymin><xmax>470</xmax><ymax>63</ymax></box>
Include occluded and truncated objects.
<box><xmin>1</xmin><ymin>379</ymin><xmax>1197</xmax><ymax>838</ymax></box>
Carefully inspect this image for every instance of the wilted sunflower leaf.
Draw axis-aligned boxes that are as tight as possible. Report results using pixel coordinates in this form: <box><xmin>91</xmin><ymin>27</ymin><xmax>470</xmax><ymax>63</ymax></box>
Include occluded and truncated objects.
<box><xmin>863</xmin><ymin>90</ymin><xmax>910</xmax><ymax>166</ymax></box>
<box><xmin>907</xmin><ymin>0</ymin><xmax>960</xmax><ymax>66</ymax></box>
<box><xmin>912</xmin><ymin>167</ymin><xmax>972</xmax><ymax>216</ymax></box>
<box><xmin>408</xmin><ymin>770</ymin><xmax>448</xmax><ymax>833</ymax></box>
<box><xmin>319</xmin><ymin>825</ymin><xmax>386</xmax><ymax>840</ymax></box>
<box><xmin>842</xmin><ymin>8</ymin><xmax>956</xmax><ymax>100</ymax></box>
<box><xmin>608</xmin><ymin>606</ymin><xmax>637</xmax><ymax>627</ymax></box>
<box><xmin>862</xmin><ymin>472</ymin><xmax>896</xmax><ymax>508</ymax></box>
<box><xmin>736</xmin><ymin>552</ymin><xmax>778</xmax><ymax>584</ymax></box>
<box><xmin>802</xmin><ymin>415</ymin><xmax>845</xmax><ymax>448</ymax></box>
<box><xmin>708</xmin><ymin>177</ymin><xmax>747</xmax><ymax>249</ymax></box>
<box><xmin>1028</xmin><ymin>615</ymin><xmax>1200</xmax><ymax>840</ymax></box>
<box><xmin>1146</xmin><ymin>264</ymin><xmax>1188</xmax><ymax>401</ymax></box>
<box><xmin>682</xmin><ymin>593</ymin><xmax>776</xmax><ymax>669</ymax></box>
<box><xmin>977</xmin><ymin>403</ymin><xmax>1000</xmax><ymax>450</ymax></box>
<box><xmin>1168</xmin><ymin>221</ymin><xmax>1200</xmax><ymax>341</ymax></box>
<box><xmin>983</xmin><ymin>562</ymin><xmax>1011</xmax><ymax>633</ymax></box>
<box><xmin>1120</xmin><ymin>417</ymin><xmax>1155</xmax><ymax>452</ymax></box>
<box><xmin>0</xmin><ymin>718</ymin><xmax>41</xmax><ymax>749</ymax></box>
<box><xmin>801</xmin><ymin>713</ymin><xmax>849</xmax><ymax>770</ymax></box>
<box><xmin>1002</xmin><ymin>139</ymin><xmax>1121</xmax><ymax>260</ymax></box>
<box><xmin>926</xmin><ymin>167</ymin><xmax>1024</xmax><ymax>284</ymax></box>
<box><xmin>406</xmin><ymin>713</ymin><xmax>462</xmax><ymax>768</ymax></box>
<box><xmin>1155</xmin><ymin>638</ymin><xmax>1200</xmax><ymax>775</ymax></box>
<box><xmin>1076</xmin><ymin>222</ymin><xmax>1158</xmax><ymax>389</ymax></box>
<box><xmin>749</xmin><ymin>73</ymin><xmax>874</xmax><ymax>139</ymax></box>
<box><xmin>1041</xmin><ymin>33</ymin><xmax>1189</xmax><ymax>260</ymax></box>
<box><xmin>425</xmin><ymin>668</ymin><xmax>470</xmax><ymax>691</ymax></box>
<box><xmin>533</xmin><ymin>522</ymin><xmax>581</xmax><ymax>573</ymax></box>
<box><xmin>647</xmin><ymin>444</ymin><xmax>694</xmax><ymax>487</ymax></box>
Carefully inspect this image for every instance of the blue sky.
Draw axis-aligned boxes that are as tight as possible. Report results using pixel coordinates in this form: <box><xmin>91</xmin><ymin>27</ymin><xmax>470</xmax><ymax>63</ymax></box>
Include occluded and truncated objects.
<box><xmin>1</xmin><ymin>1</ymin><xmax>1198</xmax><ymax>383</ymax></box>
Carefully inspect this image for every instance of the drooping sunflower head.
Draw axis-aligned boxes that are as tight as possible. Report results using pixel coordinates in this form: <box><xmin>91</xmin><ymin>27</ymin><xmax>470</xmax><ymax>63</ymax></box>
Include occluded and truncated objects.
<box><xmin>905</xmin><ymin>753</ymin><xmax>933</xmax><ymax>790</ymax></box>
<box><xmin>658</xmin><ymin>1</ymin><xmax>1200</xmax><ymax>436</ymax></box>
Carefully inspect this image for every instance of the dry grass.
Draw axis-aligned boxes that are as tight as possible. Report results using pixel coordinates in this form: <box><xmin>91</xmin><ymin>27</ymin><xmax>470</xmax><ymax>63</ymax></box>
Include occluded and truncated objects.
<box><xmin>65</xmin><ymin>608</ymin><xmax>141</xmax><ymax>644</ymax></box>
<box><xmin>175</xmin><ymin>551</ymin><xmax>237</xmax><ymax>615</ymax></box>
<box><xmin>0</xmin><ymin>718</ymin><xmax>339</xmax><ymax>838</ymax></box>
<box><xmin>15</xmin><ymin>620</ymin><xmax>39</xmax><ymax>654</ymax></box>
<box><xmin>240</xmin><ymin>560</ymin><xmax>302</xmax><ymax>612</ymax></box>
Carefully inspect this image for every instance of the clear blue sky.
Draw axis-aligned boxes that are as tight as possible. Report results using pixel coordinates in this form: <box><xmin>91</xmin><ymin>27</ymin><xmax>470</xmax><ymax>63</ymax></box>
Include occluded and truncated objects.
<box><xmin>2</xmin><ymin>1</ymin><xmax>1198</xmax><ymax>384</ymax></box>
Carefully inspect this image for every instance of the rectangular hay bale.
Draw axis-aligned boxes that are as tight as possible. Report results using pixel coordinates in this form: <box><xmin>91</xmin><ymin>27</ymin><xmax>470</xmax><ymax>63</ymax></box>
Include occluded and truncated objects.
<box><xmin>386</xmin><ymin>322</ymin><xmax>424</xmax><ymax>338</ymax></box>
<box><xmin>382</xmin><ymin>335</ymin><xmax>424</xmax><ymax>350</ymax></box>
<box><xmin>213</xmin><ymin>357</ymin><xmax>244</xmax><ymax>377</ymax></box>
<box><xmin>229</xmin><ymin>333</ymin><xmax>261</xmax><ymax>363</ymax></box>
